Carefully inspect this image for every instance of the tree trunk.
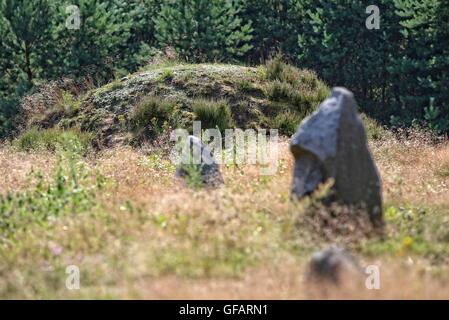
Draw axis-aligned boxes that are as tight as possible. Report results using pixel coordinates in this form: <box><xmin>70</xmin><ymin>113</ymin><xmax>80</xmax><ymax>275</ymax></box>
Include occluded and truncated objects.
<box><xmin>24</xmin><ymin>42</ymin><xmax>33</xmax><ymax>85</ymax></box>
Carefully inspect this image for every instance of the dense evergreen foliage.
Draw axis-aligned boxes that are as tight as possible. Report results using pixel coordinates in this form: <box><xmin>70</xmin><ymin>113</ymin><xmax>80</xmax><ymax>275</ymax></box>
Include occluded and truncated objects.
<box><xmin>154</xmin><ymin>0</ymin><xmax>253</xmax><ymax>62</ymax></box>
<box><xmin>1</xmin><ymin>0</ymin><xmax>448</xmax><ymax>138</ymax></box>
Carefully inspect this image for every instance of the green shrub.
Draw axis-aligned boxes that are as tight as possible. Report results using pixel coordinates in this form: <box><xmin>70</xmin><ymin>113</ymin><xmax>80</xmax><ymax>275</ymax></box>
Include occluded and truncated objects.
<box><xmin>424</xmin><ymin>98</ymin><xmax>449</xmax><ymax>134</ymax></box>
<box><xmin>361</xmin><ymin>114</ymin><xmax>390</xmax><ymax>141</ymax></box>
<box><xmin>236</xmin><ymin>78</ymin><xmax>254</xmax><ymax>92</ymax></box>
<box><xmin>180</xmin><ymin>163</ymin><xmax>204</xmax><ymax>190</ymax></box>
<box><xmin>270</xmin><ymin>111</ymin><xmax>302</xmax><ymax>136</ymax></box>
<box><xmin>266</xmin><ymin>56</ymin><xmax>286</xmax><ymax>81</ymax></box>
<box><xmin>14</xmin><ymin>128</ymin><xmax>92</xmax><ymax>153</ymax></box>
<box><xmin>129</xmin><ymin>96</ymin><xmax>178</xmax><ymax>141</ymax></box>
<box><xmin>158</xmin><ymin>68</ymin><xmax>174</xmax><ymax>82</ymax></box>
<box><xmin>192</xmin><ymin>99</ymin><xmax>235</xmax><ymax>132</ymax></box>
<box><xmin>265</xmin><ymin>57</ymin><xmax>328</xmax><ymax>115</ymax></box>
<box><xmin>267</xmin><ymin>56</ymin><xmax>324</xmax><ymax>90</ymax></box>
<box><xmin>58</xmin><ymin>91</ymin><xmax>81</xmax><ymax>115</ymax></box>
<box><xmin>266</xmin><ymin>80</ymin><xmax>292</xmax><ymax>102</ymax></box>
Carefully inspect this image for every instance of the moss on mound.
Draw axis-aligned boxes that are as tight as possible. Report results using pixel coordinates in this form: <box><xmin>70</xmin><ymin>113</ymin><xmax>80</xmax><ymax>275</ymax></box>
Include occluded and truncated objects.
<box><xmin>20</xmin><ymin>61</ymin><xmax>329</xmax><ymax>147</ymax></box>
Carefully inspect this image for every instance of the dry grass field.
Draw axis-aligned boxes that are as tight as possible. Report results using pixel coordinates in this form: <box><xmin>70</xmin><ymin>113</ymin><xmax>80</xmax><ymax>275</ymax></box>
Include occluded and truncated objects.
<box><xmin>1</xmin><ymin>130</ymin><xmax>448</xmax><ymax>299</ymax></box>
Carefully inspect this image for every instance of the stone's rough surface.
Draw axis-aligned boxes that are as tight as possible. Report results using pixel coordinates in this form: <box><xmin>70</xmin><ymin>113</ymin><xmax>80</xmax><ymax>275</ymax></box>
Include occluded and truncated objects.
<box><xmin>307</xmin><ymin>246</ymin><xmax>362</xmax><ymax>284</ymax></box>
<box><xmin>290</xmin><ymin>87</ymin><xmax>382</xmax><ymax>225</ymax></box>
<box><xmin>175</xmin><ymin>135</ymin><xmax>224</xmax><ymax>187</ymax></box>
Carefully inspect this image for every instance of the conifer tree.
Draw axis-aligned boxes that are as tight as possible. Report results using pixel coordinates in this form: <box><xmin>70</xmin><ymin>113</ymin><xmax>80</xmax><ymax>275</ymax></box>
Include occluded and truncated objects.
<box><xmin>154</xmin><ymin>0</ymin><xmax>253</xmax><ymax>62</ymax></box>
<box><xmin>238</xmin><ymin>0</ymin><xmax>310</xmax><ymax>62</ymax></box>
<box><xmin>391</xmin><ymin>0</ymin><xmax>449</xmax><ymax>131</ymax></box>
<box><xmin>48</xmin><ymin>0</ymin><xmax>135</xmax><ymax>83</ymax></box>
<box><xmin>0</xmin><ymin>0</ymin><xmax>55</xmax><ymax>92</ymax></box>
<box><xmin>297</xmin><ymin>0</ymin><xmax>402</xmax><ymax>118</ymax></box>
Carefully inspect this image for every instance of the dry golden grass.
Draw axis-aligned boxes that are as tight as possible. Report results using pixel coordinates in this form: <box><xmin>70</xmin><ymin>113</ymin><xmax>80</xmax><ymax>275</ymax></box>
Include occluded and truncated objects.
<box><xmin>0</xmin><ymin>134</ymin><xmax>448</xmax><ymax>299</ymax></box>
<box><xmin>372</xmin><ymin>134</ymin><xmax>449</xmax><ymax>206</ymax></box>
<box><xmin>133</xmin><ymin>260</ymin><xmax>449</xmax><ymax>300</ymax></box>
<box><xmin>0</xmin><ymin>146</ymin><xmax>56</xmax><ymax>195</ymax></box>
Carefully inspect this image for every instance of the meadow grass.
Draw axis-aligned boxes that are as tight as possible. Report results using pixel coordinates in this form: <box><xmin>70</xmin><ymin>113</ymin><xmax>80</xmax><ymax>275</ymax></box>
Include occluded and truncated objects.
<box><xmin>13</xmin><ymin>127</ymin><xmax>93</xmax><ymax>153</ymax></box>
<box><xmin>128</xmin><ymin>96</ymin><xmax>179</xmax><ymax>143</ymax></box>
<box><xmin>265</xmin><ymin>56</ymin><xmax>329</xmax><ymax>115</ymax></box>
<box><xmin>192</xmin><ymin>99</ymin><xmax>235</xmax><ymax>132</ymax></box>
<box><xmin>0</xmin><ymin>131</ymin><xmax>448</xmax><ymax>299</ymax></box>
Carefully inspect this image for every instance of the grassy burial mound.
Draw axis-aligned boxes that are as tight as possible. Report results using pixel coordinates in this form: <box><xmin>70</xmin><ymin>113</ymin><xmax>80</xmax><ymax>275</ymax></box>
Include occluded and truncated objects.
<box><xmin>16</xmin><ymin>59</ymin><xmax>328</xmax><ymax>150</ymax></box>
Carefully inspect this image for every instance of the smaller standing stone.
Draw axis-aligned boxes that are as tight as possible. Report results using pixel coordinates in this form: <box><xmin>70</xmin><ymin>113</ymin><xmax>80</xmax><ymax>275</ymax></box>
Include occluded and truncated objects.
<box><xmin>307</xmin><ymin>246</ymin><xmax>362</xmax><ymax>285</ymax></box>
<box><xmin>175</xmin><ymin>135</ymin><xmax>224</xmax><ymax>187</ymax></box>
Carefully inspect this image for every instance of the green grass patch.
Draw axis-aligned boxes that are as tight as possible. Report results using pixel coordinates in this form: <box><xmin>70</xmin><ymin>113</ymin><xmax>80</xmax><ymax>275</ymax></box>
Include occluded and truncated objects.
<box><xmin>13</xmin><ymin>128</ymin><xmax>93</xmax><ymax>153</ymax></box>
<box><xmin>58</xmin><ymin>91</ymin><xmax>81</xmax><ymax>115</ymax></box>
<box><xmin>158</xmin><ymin>68</ymin><xmax>174</xmax><ymax>82</ymax></box>
<box><xmin>129</xmin><ymin>96</ymin><xmax>180</xmax><ymax>142</ymax></box>
<box><xmin>0</xmin><ymin>150</ymin><xmax>104</xmax><ymax>239</ymax></box>
<box><xmin>265</xmin><ymin>56</ymin><xmax>329</xmax><ymax>114</ymax></box>
<box><xmin>361</xmin><ymin>114</ymin><xmax>390</xmax><ymax>141</ymax></box>
<box><xmin>266</xmin><ymin>80</ymin><xmax>292</xmax><ymax>102</ymax></box>
<box><xmin>192</xmin><ymin>99</ymin><xmax>235</xmax><ymax>132</ymax></box>
<box><xmin>270</xmin><ymin>111</ymin><xmax>302</xmax><ymax>136</ymax></box>
<box><xmin>95</xmin><ymin>78</ymin><xmax>124</xmax><ymax>95</ymax></box>
<box><xmin>359</xmin><ymin>205</ymin><xmax>449</xmax><ymax>257</ymax></box>
<box><xmin>180</xmin><ymin>163</ymin><xmax>204</xmax><ymax>190</ymax></box>
<box><xmin>236</xmin><ymin>78</ymin><xmax>255</xmax><ymax>93</ymax></box>
<box><xmin>146</xmin><ymin>208</ymin><xmax>278</xmax><ymax>278</ymax></box>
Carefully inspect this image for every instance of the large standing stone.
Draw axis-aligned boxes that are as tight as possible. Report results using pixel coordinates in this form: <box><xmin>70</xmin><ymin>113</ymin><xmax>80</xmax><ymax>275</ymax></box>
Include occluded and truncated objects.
<box><xmin>175</xmin><ymin>135</ymin><xmax>224</xmax><ymax>187</ymax></box>
<box><xmin>290</xmin><ymin>87</ymin><xmax>382</xmax><ymax>225</ymax></box>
